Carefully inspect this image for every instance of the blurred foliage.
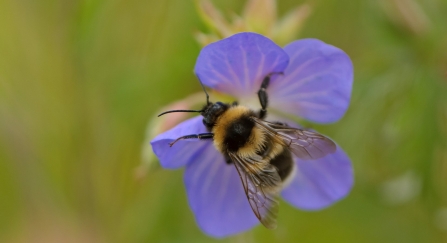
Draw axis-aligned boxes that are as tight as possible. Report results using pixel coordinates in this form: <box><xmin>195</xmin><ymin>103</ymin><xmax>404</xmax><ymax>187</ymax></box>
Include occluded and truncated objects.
<box><xmin>194</xmin><ymin>0</ymin><xmax>311</xmax><ymax>46</ymax></box>
<box><xmin>0</xmin><ymin>0</ymin><xmax>446</xmax><ymax>242</ymax></box>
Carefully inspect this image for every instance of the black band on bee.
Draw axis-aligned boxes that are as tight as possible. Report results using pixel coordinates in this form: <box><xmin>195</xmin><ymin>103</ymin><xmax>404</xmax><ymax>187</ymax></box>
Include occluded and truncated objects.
<box><xmin>224</xmin><ymin>116</ymin><xmax>255</xmax><ymax>152</ymax></box>
<box><xmin>269</xmin><ymin>150</ymin><xmax>294</xmax><ymax>181</ymax></box>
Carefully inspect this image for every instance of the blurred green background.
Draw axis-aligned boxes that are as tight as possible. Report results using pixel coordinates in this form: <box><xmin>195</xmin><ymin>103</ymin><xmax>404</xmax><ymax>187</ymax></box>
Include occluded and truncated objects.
<box><xmin>1</xmin><ymin>0</ymin><xmax>447</xmax><ymax>242</ymax></box>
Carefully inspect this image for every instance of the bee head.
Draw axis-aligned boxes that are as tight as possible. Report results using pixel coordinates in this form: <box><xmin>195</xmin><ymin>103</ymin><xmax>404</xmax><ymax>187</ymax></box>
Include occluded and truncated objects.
<box><xmin>201</xmin><ymin>102</ymin><xmax>229</xmax><ymax>129</ymax></box>
<box><xmin>158</xmin><ymin>75</ymin><xmax>230</xmax><ymax>129</ymax></box>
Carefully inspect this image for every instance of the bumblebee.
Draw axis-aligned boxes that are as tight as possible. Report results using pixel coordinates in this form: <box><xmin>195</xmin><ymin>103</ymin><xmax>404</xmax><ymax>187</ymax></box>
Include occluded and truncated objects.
<box><xmin>158</xmin><ymin>73</ymin><xmax>336</xmax><ymax>229</ymax></box>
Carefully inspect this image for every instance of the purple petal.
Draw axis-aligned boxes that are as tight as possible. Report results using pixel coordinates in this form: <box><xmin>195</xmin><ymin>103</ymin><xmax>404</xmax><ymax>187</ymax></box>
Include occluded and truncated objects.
<box><xmin>184</xmin><ymin>143</ymin><xmax>259</xmax><ymax>237</ymax></box>
<box><xmin>151</xmin><ymin>116</ymin><xmax>208</xmax><ymax>169</ymax></box>
<box><xmin>281</xmin><ymin>144</ymin><xmax>353</xmax><ymax>210</ymax></box>
<box><xmin>269</xmin><ymin>39</ymin><xmax>353</xmax><ymax>123</ymax></box>
<box><xmin>194</xmin><ymin>32</ymin><xmax>289</xmax><ymax>97</ymax></box>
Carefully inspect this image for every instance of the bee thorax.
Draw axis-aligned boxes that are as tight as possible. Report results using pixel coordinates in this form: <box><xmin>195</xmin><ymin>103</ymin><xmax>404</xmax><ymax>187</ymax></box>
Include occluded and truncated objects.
<box><xmin>212</xmin><ymin>106</ymin><xmax>260</xmax><ymax>154</ymax></box>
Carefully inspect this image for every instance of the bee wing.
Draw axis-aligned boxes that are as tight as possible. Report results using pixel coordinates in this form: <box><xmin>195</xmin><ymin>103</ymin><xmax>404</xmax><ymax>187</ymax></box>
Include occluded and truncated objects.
<box><xmin>252</xmin><ymin>118</ymin><xmax>336</xmax><ymax>160</ymax></box>
<box><xmin>228</xmin><ymin>153</ymin><xmax>281</xmax><ymax>229</ymax></box>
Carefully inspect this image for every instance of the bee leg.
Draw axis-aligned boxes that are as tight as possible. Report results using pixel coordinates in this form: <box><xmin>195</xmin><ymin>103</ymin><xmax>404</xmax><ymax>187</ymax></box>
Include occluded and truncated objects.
<box><xmin>169</xmin><ymin>133</ymin><xmax>214</xmax><ymax>147</ymax></box>
<box><xmin>257</xmin><ymin>72</ymin><xmax>283</xmax><ymax>119</ymax></box>
<box><xmin>224</xmin><ymin>155</ymin><xmax>233</xmax><ymax>164</ymax></box>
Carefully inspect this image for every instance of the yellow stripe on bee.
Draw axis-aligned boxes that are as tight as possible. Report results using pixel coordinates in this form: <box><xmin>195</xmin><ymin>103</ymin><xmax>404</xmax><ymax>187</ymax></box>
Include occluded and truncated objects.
<box><xmin>212</xmin><ymin>106</ymin><xmax>284</xmax><ymax>160</ymax></box>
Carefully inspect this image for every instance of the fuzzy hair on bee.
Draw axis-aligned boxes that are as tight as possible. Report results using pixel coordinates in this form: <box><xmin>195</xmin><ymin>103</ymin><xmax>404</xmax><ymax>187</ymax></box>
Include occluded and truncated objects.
<box><xmin>158</xmin><ymin>73</ymin><xmax>337</xmax><ymax>229</ymax></box>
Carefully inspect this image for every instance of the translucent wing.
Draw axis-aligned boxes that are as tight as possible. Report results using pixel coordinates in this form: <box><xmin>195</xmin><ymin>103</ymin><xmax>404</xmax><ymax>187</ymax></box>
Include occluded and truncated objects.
<box><xmin>252</xmin><ymin>118</ymin><xmax>336</xmax><ymax>160</ymax></box>
<box><xmin>228</xmin><ymin>153</ymin><xmax>281</xmax><ymax>229</ymax></box>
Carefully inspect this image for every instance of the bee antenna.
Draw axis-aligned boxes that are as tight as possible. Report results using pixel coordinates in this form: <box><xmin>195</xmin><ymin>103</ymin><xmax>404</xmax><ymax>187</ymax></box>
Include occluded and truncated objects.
<box><xmin>196</xmin><ymin>75</ymin><xmax>210</xmax><ymax>105</ymax></box>
<box><xmin>157</xmin><ymin>109</ymin><xmax>204</xmax><ymax>117</ymax></box>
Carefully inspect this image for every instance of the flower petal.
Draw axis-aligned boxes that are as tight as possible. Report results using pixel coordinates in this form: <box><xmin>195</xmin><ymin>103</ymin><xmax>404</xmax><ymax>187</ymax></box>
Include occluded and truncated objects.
<box><xmin>269</xmin><ymin>39</ymin><xmax>353</xmax><ymax>123</ymax></box>
<box><xmin>281</xmin><ymin>144</ymin><xmax>353</xmax><ymax>210</ymax></box>
<box><xmin>184</xmin><ymin>142</ymin><xmax>259</xmax><ymax>237</ymax></box>
<box><xmin>194</xmin><ymin>32</ymin><xmax>289</xmax><ymax>97</ymax></box>
<box><xmin>150</xmin><ymin>116</ymin><xmax>208</xmax><ymax>169</ymax></box>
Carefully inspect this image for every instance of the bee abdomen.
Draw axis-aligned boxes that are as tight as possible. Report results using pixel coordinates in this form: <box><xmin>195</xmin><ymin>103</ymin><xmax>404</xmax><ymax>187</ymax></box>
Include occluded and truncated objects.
<box><xmin>269</xmin><ymin>149</ymin><xmax>294</xmax><ymax>182</ymax></box>
<box><xmin>224</xmin><ymin>116</ymin><xmax>255</xmax><ymax>152</ymax></box>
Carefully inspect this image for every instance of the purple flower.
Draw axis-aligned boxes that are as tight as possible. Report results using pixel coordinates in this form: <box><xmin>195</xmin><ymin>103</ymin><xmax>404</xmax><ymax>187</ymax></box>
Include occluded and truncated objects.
<box><xmin>151</xmin><ymin>32</ymin><xmax>353</xmax><ymax>237</ymax></box>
